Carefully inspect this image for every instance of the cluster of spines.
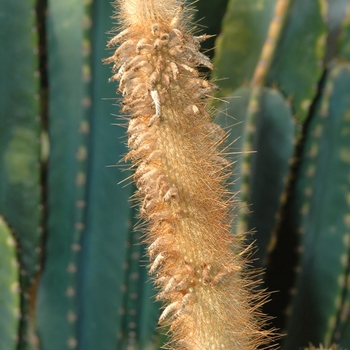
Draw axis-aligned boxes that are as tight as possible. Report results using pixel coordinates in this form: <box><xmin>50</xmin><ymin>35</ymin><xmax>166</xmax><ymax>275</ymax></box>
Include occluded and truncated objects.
<box><xmin>105</xmin><ymin>14</ymin><xmax>215</xmax><ymax>129</ymax></box>
<box><xmin>106</xmin><ymin>1</ymin><xmax>271</xmax><ymax>349</ymax></box>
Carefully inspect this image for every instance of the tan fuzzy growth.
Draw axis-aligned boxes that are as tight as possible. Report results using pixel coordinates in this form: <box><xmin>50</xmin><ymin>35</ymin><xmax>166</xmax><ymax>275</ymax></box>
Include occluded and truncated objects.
<box><xmin>106</xmin><ymin>1</ymin><xmax>273</xmax><ymax>349</ymax></box>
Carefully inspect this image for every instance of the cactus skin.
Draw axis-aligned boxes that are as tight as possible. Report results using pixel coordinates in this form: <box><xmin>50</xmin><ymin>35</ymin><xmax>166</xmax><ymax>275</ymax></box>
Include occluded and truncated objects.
<box><xmin>213</xmin><ymin>0</ymin><xmax>327</xmax><ymax>126</ymax></box>
<box><xmin>0</xmin><ymin>0</ymin><xmax>42</xmax><ymax>348</ymax></box>
<box><xmin>215</xmin><ymin>86</ymin><xmax>295</xmax><ymax>267</ymax></box>
<box><xmin>212</xmin><ymin>1</ymin><xmax>350</xmax><ymax>348</ymax></box>
<box><xmin>339</xmin><ymin>3</ymin><xmax>350</xmax><ymax>61</ymax></box>
<box><xmin>106</xmin><ymin>1</ymin><xmax>273</xmax><ymax>349</ymax></box>
<box><xmin>0</xmin><ymin>0</ymin><xmax>42</xmax><ymax>288</ymax></box>
<box><xmin>212</xmin><ymin>0</ymin><xmax>276</xmax><ymax>96</ymax></box>
<box><xmin>265</xmin><ymin>0</ymin><xmax>327</xmax><ymax>125</ymax></box>
<box><xmin>280</xmin><ymin>62</ymin><xmax>350</xmax><ymax>350</ymax></box>
<box><xmin>36</xmin><ymin>0</ymin><xmax>91</xmax><ymax>348</ymax></box>
<box><xmin>0</xmin><ymin>217</ymin><xmax>20</xmax><ymax>350</ymax></box>
<box><xmin>64</xmin><ymin>1</ymin><xmax>93</xmax><ymax>348</ymax></box>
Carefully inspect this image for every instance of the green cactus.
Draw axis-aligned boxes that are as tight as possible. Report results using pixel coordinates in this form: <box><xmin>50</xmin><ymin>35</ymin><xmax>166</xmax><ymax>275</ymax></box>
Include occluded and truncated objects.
<box><xmin>339</xmin><ymin>4</ymin><xmax>350</xmax><ymax>61</ymax></box>
<box><xmin>0</xmin><ymin>217</ymin><xmax>20</xmax><ymax>350</ymax></box>
<box><xmin>36</xmin><ymin>1</ymin><xmax>92</xmax><ymax>348</ymax></box>
<box><xmin>0</xmin><ymin>0</ymin><xmax>42</xmax><ymax>348</ymax></box>
<box><xmin>36</xmin><ymin>0</ymin><xmax>161</xmax><ymax>349</ymax></box>
<box><xmin>264</xmin><ymin>0</ymin><xmax>327</xmax><ymax>124</ymax></box>
<box><xmin>215</xmin><ymin>86</ymin><xmax>295</xmax><ymax>267</ymax></box>
<box><xmin>280</xmin><ymin>61</ymin><xmax>350</xmax><ymax>350</ymax></box>
<box><xmin>214</xmin><ymin>0</ymin><xmax>327</xmax><ymax>125</ymax></box>
<box><xmin>1</xmin><ymin>0</ymin><xmax>350</xmax><ymax>349</ymax></box>
<box><xmin>213</xmin><ymin>0</ymin><xmax>350</xmax><ymax>348</ymax></box>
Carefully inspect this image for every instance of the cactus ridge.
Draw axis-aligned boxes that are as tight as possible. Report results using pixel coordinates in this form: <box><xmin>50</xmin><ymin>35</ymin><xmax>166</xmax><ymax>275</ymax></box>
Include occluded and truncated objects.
<box><xmin>265</xmin><ymin>0</ymin><xmax>327</xmax><ymax>125</ymax></box>
<box><xmin>215</xmin><ymin>86</ymin><xmax>295</xmax><ymax>268</ymax></box>
<box><xmin>36</xmin><ymin>1</ymin><xmax>92</xmax><ymax>348</ymax></box>
<box><xmin>0</xmin><ymin>0</ymin><xmax>43</xmax><ymax>347</ymax></box>
<box><xmin>63</xmin><ymin>1</ymin><xmax>93</xmax><ymax>349</ymax></box>
<box><xmin>281</xmin><ymin>62</ymin><xmax>350</xmax><ymax>350</ymax></box>
<box><xmin>251</xmin><ymin>0</ymin><xmax>291</xmax><ymax>87</ymax></box>
<box><xmin>212</xmin><ymin>0</ymin><xmax>276</xmax><ymax>96</ymax></box>
<box><xmin>213</xmin><ymin>0</ymin><xmax>327</xmax><ymax>127</ymax></box>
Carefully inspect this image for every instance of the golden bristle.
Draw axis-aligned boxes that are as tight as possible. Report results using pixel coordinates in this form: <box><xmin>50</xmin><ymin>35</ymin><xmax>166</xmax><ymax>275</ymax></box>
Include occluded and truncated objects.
<box><xmin>106</xmin><ymin>1</ymin><xmax>275</xmax><ymax>349</ymax></box>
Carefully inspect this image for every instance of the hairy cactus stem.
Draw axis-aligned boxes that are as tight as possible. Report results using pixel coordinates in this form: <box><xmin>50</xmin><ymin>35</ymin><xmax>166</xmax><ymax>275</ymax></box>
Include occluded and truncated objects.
<box><xmin>106</xmin><ymin>0</ymin><xmax>273</xmax><ymax>349</ymax></box>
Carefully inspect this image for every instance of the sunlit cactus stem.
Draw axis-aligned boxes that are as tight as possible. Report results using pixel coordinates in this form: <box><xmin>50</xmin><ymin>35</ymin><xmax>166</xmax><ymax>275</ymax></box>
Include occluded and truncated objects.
<box><xmin>105</xmin><ymin>0</ymin><xmax>273</xmax><ymax>348</ymax></box>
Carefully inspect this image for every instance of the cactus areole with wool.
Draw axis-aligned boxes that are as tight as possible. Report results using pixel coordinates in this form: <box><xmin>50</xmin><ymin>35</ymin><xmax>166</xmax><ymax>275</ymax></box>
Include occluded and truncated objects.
<box><xmin>106</xmin><ymin>0</ymin><xmax>272</xmax><ymax>348</ymax></box>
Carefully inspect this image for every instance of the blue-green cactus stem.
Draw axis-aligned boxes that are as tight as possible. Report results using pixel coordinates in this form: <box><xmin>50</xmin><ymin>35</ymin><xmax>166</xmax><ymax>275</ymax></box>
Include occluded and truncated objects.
<box><xmin>77</xmin><ymin>0</ymin><xmax>160</xmax><ymax>348</ymax></box>
<box><xmin>324</xmin><ymin>0</ymin><xmax>349</xmax><ymax>63</ymax></box>
<box><xmin>265</xmin><ymin>0</ymin><xmax>327</xmax><ymax>126</ymax></box>
<box><xmin>64</xmin><ymin>1</ymin><xmax>93</xmax><ymax>349</ymax></box>
<box><xmin>0</xmin><ymin>217</ymin><xmax>20</xmax><ymax>350</ymax></box>
<box><xmin>282</xmin><ymin>62</ymin><xmax>350</xmax><ymax>350</ymax></box>
<box><xmin>338</xmin><ymin>3</ymin><xmax>350</xmax><ymax>61</ymax></box>
<box><xmin>0</xmin><ymin>0</ymin><xmax>42</xmax><ymax>294</ymax></box>
<box><xmin>215</xmin><ymin>86</ymin><xmax>295</xmax><ymax>268</ymax></box>
<box><xmin>212</xmin><ymin>0</ymin><xmax>276</xmax><ymax>96</ymax></box>
<box><xmin>36</xmin><ymin>0</ymin><xmax>91</xmax><ymax>348</ymax></box>
<box><xmin>213</xmin><ymin>0</ymin><xmax>327</xmax><ymax>126</ymax></box>
<box><xmin>0</xmin><ymin>0</ymin><xmax>43</xmax><ymax>348</ymax></box>
<box><xmin>250</xmin><ymin>0</ymin><xmax>291</xmax><ymax>87</ymax></box>
<box><xmin>117</xmin><ymin>201</ymin><xmax>162</xmax><ymax>349</ymax></box>
<box><xmin>61</xmin><ymin>0</ymin><xmax>92</xmax><ymax>349</ymax></box>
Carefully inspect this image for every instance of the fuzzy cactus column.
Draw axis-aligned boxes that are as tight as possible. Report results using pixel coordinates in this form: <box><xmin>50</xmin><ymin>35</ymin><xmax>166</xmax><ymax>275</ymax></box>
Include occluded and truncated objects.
<box><xmin>106</xmin><ymin>0</ymin><xmax>271</xmax><ymax>348</ymax></box>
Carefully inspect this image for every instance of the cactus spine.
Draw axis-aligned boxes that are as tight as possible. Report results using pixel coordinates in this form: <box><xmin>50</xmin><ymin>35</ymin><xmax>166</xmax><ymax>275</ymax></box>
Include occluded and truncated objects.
<box><xmin>106</xmin><ymin>0</ymin><xmax>271</xmax><ymax>349</ymax></box>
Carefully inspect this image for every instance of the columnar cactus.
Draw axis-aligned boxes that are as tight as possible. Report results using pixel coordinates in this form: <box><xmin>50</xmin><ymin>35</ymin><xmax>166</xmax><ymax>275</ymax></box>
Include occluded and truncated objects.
<box><xmin>105</xmin><ymin>0</ymin><xmax>272</xmax><ymax>348</ymax></box>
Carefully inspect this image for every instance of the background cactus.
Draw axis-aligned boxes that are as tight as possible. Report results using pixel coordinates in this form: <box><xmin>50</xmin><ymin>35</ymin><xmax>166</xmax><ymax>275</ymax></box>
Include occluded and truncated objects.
<box><xmin>1</xmin><ymin>0</ymin><xmax>350</xmax><ymax>349</ymax></box>
<box><xmin>0</xmin><ymin>217</ymin><xmax>20</xmax><ymax>350</ymax></box>
<box><xmin>0</xmin><ymin>0</ymin><xmax>42</xmax><ymax>347</ymax></box>
<box><xmin>213</xmin><ymin>0</ymin><xmax>350</xmax><ymax>349</ymax></box>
